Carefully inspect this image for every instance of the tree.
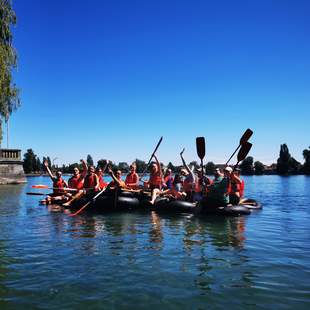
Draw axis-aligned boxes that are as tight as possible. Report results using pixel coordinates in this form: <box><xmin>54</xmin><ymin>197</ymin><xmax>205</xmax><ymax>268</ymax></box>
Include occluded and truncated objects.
<box><xmin>254</xmin><ymin>161</ymin><xmax>265</xmax><ymax>175</ymax></box>
<box><xmin>97</xmin><ymin>159</ymin><xmax>108</xmax><ymax>169</ymax></box>
<box><xmin>167</xmin><ymin>162</ymin><xmax>176</xmax><ymax>173</ymax></box>
<box><xmin>277</xmin><ymin>144</ymin><xmax>291</xmax><ymax>175</ymax></box>
<box><xmin>46</xmin><ymin>156</ymin><xmax>51</xmax><ymax>168</ymax></box>
<box><xmin>0</xmin><ymin>0</ymin><xmax>20</xmax><ymax>145</ymax></box>
<box><xmin>87</xmin><ymin>154</ymin><xmax>94</xmax><ymax>166</ymax></box>
<box><xmin>23</xmin><ymin>149</ymin><xmax>36</xmax><ymax>173</ymax></box>
<box><xmin>240</xmin><ymin>156</ymin><xmax>254</xmax><ymax>175</ymax></box>
<box><xmin>34</xmin><ymin>157</ymin><xmax>41</xmax><ymax>173</ymax></box>
<box><xmin>135</xmin><ymin>159</ymin><xmax>147</xmax><ymax>173</ymax></box>
<box><xmin>189</xmin><ymin>161</ymin><xmax>199</xmax><ymax>170</ymax></box>
<box><xmin>205</xmin><ymin>161</ymin><xmax>215</xmax><ymax>175</ymax></box>
<box><xmin>118</xmin><ymin>162</ymin><xmax>129</xmax><ymax>172</ymax></box>
<box><xmin>303</xmin><ymin>147</ymin><xmax>310</xmax><ymax>175</ymax></box>
<box><xmin>289</xmin><ymin>157</ymin><xmax>301</xmax><ymax>174</ymax></box>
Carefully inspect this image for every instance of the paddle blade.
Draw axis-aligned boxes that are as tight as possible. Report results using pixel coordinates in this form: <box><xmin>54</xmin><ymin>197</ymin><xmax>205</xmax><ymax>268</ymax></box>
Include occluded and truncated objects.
<box><xmin>32</xmin><ymin>185</ymin><xmax>49</xmax><ymax>189</ymax></box>
<box><xmin>26</xmin><ymin>192</ymin><xmax>47</xmax><ymax>196</ymax></box>
<box><xmin>237</xmin><ymin>142</ymin><xmax>252</xmax><ymax>162</ymax></box>
<box><xmin>239</xmin><ymin>129</ymin><xmax>253</xmax><ymax>145</ymax></box>
<box><xmin>196</xmin><ymin>137</ymin><xmax>205</xmax><ymax>160</ymax></box>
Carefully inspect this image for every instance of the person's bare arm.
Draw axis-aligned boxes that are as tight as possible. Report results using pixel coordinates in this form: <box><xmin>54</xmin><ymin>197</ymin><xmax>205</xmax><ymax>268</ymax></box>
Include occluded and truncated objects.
<box><xmin>44</xmin><ymin>160</ymin><xmax>55</xmax><ymax>180</ymax></box>
<box><xmin>180</xmin><ymin>149</ymin><xmax>191</xmax><ymax>174</ymax></box>
<box><xmin>108</xmin><ymin>167</ymin><xmax>122</xmax><ymax>187</ymax></box>
<box><xmin>153</xmin><ymin>154</ymin><xmax>163</xmax><ymax>177</ymax></box>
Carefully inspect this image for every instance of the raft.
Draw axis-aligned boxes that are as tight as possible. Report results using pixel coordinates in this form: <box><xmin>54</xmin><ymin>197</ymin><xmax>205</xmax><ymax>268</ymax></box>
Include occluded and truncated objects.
<box><xmin>64</xmin><ymin>190</ymin><xmax>261</xmax><ymax>216</ymax></box>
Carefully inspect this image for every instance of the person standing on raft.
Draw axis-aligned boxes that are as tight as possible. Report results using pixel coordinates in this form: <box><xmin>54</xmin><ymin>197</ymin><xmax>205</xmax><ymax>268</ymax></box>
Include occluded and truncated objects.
<box><xmin>229</xmin><ymin>168</ymin><xmax>244</xmax><ymax>205</ymax></box>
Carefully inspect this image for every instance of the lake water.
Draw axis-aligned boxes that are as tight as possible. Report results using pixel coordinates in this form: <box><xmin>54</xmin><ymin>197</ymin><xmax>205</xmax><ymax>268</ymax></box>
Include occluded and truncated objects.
<box><xmin>0</xmin><ymin>175</ymin><xmax>309</xmax><ymax>309</ymax></box>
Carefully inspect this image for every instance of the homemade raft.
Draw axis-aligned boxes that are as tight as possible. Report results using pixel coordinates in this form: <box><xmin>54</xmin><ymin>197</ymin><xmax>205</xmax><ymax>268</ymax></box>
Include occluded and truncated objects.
<box><xmin>67</xmin><ymin>190</ymin><xmax>262</xmax><ymax>216</ymax></box>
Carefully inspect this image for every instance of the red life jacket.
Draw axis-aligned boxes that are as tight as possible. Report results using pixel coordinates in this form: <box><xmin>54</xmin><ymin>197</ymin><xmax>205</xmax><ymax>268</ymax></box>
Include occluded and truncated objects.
<box><xmin>183</xmin><ymin>178</ymin><xmax>193</xmax><ymax>193</ymax></box>
<box><xmin>125</xmin><ymin>172</ymin><xmax>139</xmax><ymax>189</ymax></box>
<box><xmin>98</xmin><ymin>175</ymin><xmax>107</xmax><ymax>190</ymax></box>
<box><xmin>68</xmin><ymin>175</ymin><xmax>84</xmax><ymax>190</ymax></box>
<box><xmin>53</xmin><ymin>178</ymin><xmax>66</xmax><ymax>194</ymax></box>
<box><xmin>240</xmin><ymin>180</ymin><xmax>245</xmax><ymax>197</ymax></box>
<box><xmin>149</xmin><ymin>172</ymin><xmax>162</xmax><ymax>189</ymax></box>
<box><xmin>84</xmin><ymin>174</ymin><xmax>98</xmax><ymax>190</ymax></box>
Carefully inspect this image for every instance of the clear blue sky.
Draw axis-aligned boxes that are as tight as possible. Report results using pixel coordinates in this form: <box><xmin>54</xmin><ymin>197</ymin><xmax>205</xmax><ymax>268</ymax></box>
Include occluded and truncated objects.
<box><xmin>5</xmin><ymin>0</ymin><xmax>310</xmax><ymax>165</ymax></box>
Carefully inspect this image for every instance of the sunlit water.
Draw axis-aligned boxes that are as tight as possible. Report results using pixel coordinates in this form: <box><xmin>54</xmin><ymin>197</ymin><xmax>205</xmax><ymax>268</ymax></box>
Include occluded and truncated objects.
<box><xmin>0</xmin><ymin>176</ymin><xmax>309</xmax><ymax>309</ymax></box>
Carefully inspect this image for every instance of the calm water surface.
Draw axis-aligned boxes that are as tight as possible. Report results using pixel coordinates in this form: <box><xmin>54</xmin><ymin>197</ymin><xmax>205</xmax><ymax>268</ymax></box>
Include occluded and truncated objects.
<box><xmin>0</xmin><ymin>175</ymin><xmax>309</xmax><ymax>309</ymax></box>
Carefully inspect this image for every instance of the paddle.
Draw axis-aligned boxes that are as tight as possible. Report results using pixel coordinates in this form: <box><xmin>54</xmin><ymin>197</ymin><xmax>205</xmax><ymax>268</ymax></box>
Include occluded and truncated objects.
<box><xmin>26</xmin><ymin>192</ymin><xmax>48</xmax><ymax>196</ymax></box>
<box><xmin>140</xmin><ymin>136</ymin><xmax>163</xmax><ymax>181</ymax></box>
<box><xmin>226</xmin><ymin>129</ymin><xmax>253</xmax><ymax>165</ymax></box>
<box><xmin>196</xmin><ymin>137</ymin><xmax>206</xmax><ymax>176</ymax></box>
<box><xmin>233</xmin><ymin>142</ymin><xmax>252</xmax><ymax>170</ymax></box>
<box><xmin>69</xmin><ymin>188</ymin><xmax>107</xmax><ymax>217</ymax></box>
<box><xmin>32</xmin><ymin>185</ymin><xmax>78</xmax><ymax>192</ymax></box>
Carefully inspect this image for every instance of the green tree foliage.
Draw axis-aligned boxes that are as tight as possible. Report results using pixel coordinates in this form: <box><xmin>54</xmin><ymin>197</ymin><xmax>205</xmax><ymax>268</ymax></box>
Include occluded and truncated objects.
<box><xmin>205</xmin><ymin>161</ymin><xmax>215</xmax><ymax>175</ymax></box>
<box><xmin>23</xmin><ymin>149</ymin><xmax>37</xmax><ymax>173</ymax></box>
<box><xmin>46</xmin><ymin>156</ymin><xmax>51</xmax><ymax>168</ymax></box>
<box><xmin>277</xmin><ymin>144</ymin><xmax>291</xmax><ymax>175</ymax></box>
<box><xmin>240</xmin><ymin>156</ymin><xmax>254</xmax><ymax>175</ymax></box>
<box><xmin>135</xmin><ymin>159</ymin><xmax>147</xmax><ymax>173</ymax></box>
<box><xmin>289</xmin><ymin>157</ymin><xmax>301</xmax><ymax>174</ymax></box>
<box><xmin>302</xmin><ymin>147</ymin><xmax>310</xmax><ymax>174</ymax></box>
<box><xmin>189</xmin><ymin>161</ymin><xmax>199</xmax><ymax>170</ymax></box>
<box><xmin>86</xmin><ymin>154</ymin><xmax>94</xmax><ymax>166</ymax></box>
<box><xmin>97</xmin><ymin>159</ymin><xmax>108</xmax><ymax>169</ymax></box>
<box><xmin>0</xmin><ymin>0</ymin><xmax>20</xmax><ymax>144</ymax></box>
<box><xmin>118</xmin><ymin>162</ymin><xmax>129</xmax><ymax>172</ymax></box>
<box><xmin>167</xmin><ymin>162</ymin><xmax>177</xmax><ymax>173</ymax></box>
<box><xmin>254</xmin><ymin>161</ymin><xmax>265</xmax><ymax>175</ymax></box>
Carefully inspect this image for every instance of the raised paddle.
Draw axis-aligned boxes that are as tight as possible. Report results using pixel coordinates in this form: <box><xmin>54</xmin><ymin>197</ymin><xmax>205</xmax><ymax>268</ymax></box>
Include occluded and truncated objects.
<box><xmin>233</xmin><ymin>142</ymin><xmax>252</xmax><ymax>170</ymax></box>
<box><xmin>196</xmin><ymin>137</ymin><xmax>206</xmax><ymax>176</ymax></box>
<box><xmin>69</xmin><ymin>188</ymin><xmax>107</xmax><ymax>217</ymax></box>
<box><xmin>226</xmin><ymin>129</ymin><xmax>253</xmax><ymax>165</ymax></box>
<box><xmin>140</xmin><ymin>136</ymin><xmax>163</xmax><ymax>180</ymax></box>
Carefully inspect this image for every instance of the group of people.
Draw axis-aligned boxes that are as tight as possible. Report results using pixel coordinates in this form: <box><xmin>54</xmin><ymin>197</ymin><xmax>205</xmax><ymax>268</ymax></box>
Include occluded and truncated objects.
<box><xmin>42</xmin><ymin>151</ymin><xmax>245</xmax><ymax>208</ymax></box>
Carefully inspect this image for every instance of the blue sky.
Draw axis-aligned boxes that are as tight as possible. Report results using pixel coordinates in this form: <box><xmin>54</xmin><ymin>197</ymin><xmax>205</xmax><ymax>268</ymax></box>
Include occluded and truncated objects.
<box><xmin>4</xmin><ymin>0</ymin><xmax>310</xmax><ymax>165</ymax></box>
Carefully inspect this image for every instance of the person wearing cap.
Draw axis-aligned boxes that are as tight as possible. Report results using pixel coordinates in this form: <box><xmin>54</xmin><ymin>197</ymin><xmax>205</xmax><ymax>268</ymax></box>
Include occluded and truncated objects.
<box><xmin>163</xmin><ymin>168</ymin><xmax>174</xmax><ymax>190</ymax></box>
<box><xmin>202</xmin><ymin>167</ymin><xmax>230</xmax><ymax>207</ymax></box>
<box><xmin>229</xmin><ymin>168</ymin><xmax>244</xmax><ymax>205</ymax></box>
<box><xmin>193</xmin><ymin>167</ymin><xmax>212</xmax><ymax>201</ymax></box>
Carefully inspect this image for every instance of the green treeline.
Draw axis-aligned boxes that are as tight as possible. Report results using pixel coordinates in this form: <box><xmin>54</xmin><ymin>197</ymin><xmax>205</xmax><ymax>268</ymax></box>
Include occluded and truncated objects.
<box><xmin>23</xmin><ymin>145</ymin><xmax>310</xmax><ymax>175</ymax></box>
<box><xmin>0</xmin><ymin>0</ymin><xmax>20</xmax><ymax>145</ymax></box>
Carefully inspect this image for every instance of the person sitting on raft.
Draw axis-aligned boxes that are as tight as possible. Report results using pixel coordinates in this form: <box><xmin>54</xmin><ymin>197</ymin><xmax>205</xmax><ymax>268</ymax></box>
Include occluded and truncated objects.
<box><xmin>125</xmin><ymin>163</ymin><xmax>139</xmax><ymax>189</ymax></box>
<box><xmin>192</xmin><ymin>167</ymin><xmax>212</xmax><ymax>202</ymax></box>
<box><xmin>163</xmin><ymin>168</ymin><xmax>173</xmax><ymax>190</ymax></box>
<box><xmin>162</xmin><ymin>174</ymin><xmax>187</xmax><ymax>200</ymax></box>
<box><xmin>43</xmin><ymin>160</ymin><xmax>68</xmax><ymax>204</ymax></box>
<box><xmin>203</xmin><ymin>167</ymin><xmax>231</xmax><ymax>208</ymax></box>
<box><xmin>95</xmin><ymin>159</ymin><xmax>110</xmax><ymax>190</ymax></box>
<box><xmin>83</xmin><ymin>164</ymin><xmax>100</xmax><ymax>195</ymax></box>
<box><xmin>180</xmin><ymin>149</ymin><xmax>196</xmax><ymax>201</ymax></box>
<box><xmin>229</xmin><ymin>168</ymin><xmax>244</xmax><ymax>205</ymax></box>
<box><xmin>107</xmin><ymin>167</ymin><xmax>126</xmax><ymax>189</ymax></box>
<box><xmin>62</xmin><ymin>160</ymin><xmax>88</xmax><ymax>207</ymax></box>
<box><xmin>143</xmin><ymin>154</ymin><xmax>163</xmax><ymax>205</ymax></box>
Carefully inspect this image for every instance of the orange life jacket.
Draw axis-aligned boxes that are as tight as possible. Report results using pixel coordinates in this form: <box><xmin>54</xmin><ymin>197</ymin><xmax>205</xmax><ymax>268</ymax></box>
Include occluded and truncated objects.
<box><xmin>125</xmin><ymin>172</ymin><xmax>139</xmax><ymax>189</ymax></box>
<box><xmin>68</xmin><ymin>175</ymin><xmax>84</xmax><ymax>190</ymax></box>
<box><xmin>149</xmin><ymin>172</ymin><xmax>162</xmax><ymax>189</ymax></box>
<box><xmin>53</xmin><ymin>178</ymin><xmax>66</xmax><ymax>194</ymax></box>
<box><xmin>84</xmin><ymin>174</ymin><xmax>98</xmax><ymax>190</ymax></box>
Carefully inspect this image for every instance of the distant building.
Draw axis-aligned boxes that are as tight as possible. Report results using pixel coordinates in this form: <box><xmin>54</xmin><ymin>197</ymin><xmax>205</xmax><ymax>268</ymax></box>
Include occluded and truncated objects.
<box><xmin>0</xmin><ymin>149</ymin><xmax>26</xmax><ymax>184</ymax></box>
